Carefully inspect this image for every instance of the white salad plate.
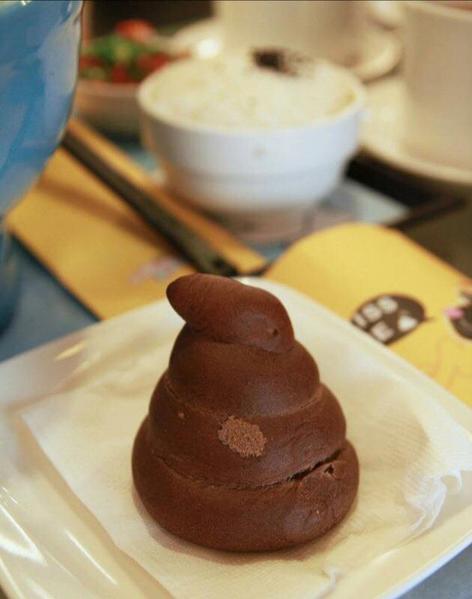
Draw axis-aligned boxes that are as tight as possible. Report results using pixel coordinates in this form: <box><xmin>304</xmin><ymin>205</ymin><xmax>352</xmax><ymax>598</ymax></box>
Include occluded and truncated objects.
<box><xmin>172</xmin><ymin>17</ymin><xmax>402</xmax><ymax>83</ymax></box>
<box><xmin>362</xmin><ymin>77</ymin><xmax>472</xmax><ymax>187</ymax></box>
<box><xmin>0</xmin><ymin>279</ymin><xmax>471</xmax><ymax>598</ymax></box>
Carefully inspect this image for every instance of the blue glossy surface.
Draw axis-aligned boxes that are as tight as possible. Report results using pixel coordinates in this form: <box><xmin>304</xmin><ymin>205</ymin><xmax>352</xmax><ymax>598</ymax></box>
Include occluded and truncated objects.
<box><xmin>0</xmin><ymin>225</ymin><xmax>20</xmax><ymax>334</ymax></box>
<box><xmin>0</xmin><ymin>0</ymin><xmax>82</xmax><ymax>328</ymax></box>
<box><xmin>0</xmin><ymin>239</ymin><xmax>94</xmax><ymax>363</ymax></box>
<box><xmin>0</xmin><ymin>0</ymin><xmax>82</xmax><ymax>213</ymax></box>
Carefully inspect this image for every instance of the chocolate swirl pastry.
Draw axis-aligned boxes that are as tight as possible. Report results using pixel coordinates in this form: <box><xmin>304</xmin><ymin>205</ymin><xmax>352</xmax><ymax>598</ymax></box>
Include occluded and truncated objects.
<box><xmin>132</xmin><ymin>274</ymin><xmax>359</xmax><ymax>552</ymax></box>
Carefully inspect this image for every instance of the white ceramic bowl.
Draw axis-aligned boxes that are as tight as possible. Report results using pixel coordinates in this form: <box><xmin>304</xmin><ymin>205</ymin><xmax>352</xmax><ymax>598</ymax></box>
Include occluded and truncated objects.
<box><xmin>138</xmin><ymin>61</ymin><xmax>365</xmax><ymax>242</ymax></box>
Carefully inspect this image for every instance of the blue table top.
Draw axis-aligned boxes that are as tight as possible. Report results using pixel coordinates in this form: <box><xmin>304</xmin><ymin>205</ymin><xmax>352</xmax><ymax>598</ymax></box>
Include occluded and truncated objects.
<box><xmin>0</xmin><ymin>242</ymin><xmax>95</xmax><ymax>362</ymax></box>
<box><xmin>1</xmin><ymin>139</ymin><xmax>471</xmax><ymax>599</ymax></box>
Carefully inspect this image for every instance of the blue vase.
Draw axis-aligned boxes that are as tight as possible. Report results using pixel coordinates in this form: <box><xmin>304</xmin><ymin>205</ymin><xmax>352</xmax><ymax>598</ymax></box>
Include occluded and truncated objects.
<box><xmin>0</xmin><ymin>0</ymin><xmax>82</xmax><ymax>330</ymax></box>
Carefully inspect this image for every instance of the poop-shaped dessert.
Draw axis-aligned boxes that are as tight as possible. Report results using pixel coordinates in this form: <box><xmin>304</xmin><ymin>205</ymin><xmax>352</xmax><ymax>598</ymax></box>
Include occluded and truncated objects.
<box><xmin>132</xmin><ymin>274</ymin><xmax>359</xmax><ymax>552</ymax></box>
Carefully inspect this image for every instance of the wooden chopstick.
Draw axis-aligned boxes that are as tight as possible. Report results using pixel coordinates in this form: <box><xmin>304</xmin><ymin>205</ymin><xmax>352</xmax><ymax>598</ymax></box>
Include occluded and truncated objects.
<box><xmin>61</xmin><ymin>127</ymin><xmax>239</xmax><ymax>277</ymax></box>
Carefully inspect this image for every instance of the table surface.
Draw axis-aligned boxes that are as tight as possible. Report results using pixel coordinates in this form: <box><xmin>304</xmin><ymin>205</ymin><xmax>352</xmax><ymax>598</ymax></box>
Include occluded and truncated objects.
<box><xmin>1</xmin><ymin>139</ymin><xmax>471</xmax><ymax>598</ymax></box>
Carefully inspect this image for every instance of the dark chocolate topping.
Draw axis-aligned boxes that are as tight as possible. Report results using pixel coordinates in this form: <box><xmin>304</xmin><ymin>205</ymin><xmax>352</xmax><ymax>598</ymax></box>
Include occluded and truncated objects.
<box><xmin>253</xmin><ymin>48</ymin><xmax>291</xmax><ymax>74</ymax></box>
<box><xmin>252</xmin><ymin>47</ymin><xmax>312</xmax><ymax>76</ymax></box>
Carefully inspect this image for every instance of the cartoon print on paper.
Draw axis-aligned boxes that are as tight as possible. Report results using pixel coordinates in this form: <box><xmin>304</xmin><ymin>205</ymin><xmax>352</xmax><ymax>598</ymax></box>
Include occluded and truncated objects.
<box><xmin>444</xmin><ymin>288</ymin><xmax>472</xmax><ymax>340</ymax></box>
<box><xmin>425</xmin><ymin>285</ymin><xmax>472</xmax><ymax>392</ymax></box>
<box><xmin>352</xmin><ymin>285</ymin><xmax>472</xmax><ymax>398</ymax></box>
<box><xmin>351</xmin><ymin>294</ymin><xmax>428</xmax><ymax>345</ymax></box>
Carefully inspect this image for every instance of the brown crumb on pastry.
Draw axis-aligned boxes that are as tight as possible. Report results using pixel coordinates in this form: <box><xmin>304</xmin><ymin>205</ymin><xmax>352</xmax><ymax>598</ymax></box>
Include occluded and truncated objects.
<box><xmin>218</xmin><ymin>416</ymin><xmax>267</xmax><ymax>458</ymax></box>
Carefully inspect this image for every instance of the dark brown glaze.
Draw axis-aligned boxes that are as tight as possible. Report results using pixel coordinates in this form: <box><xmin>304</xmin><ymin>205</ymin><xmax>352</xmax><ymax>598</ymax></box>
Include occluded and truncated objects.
<box><xmin>132</xmin><ymin>274</ymin><xmax>359</xmax><ymax>551</ymax></box>
<box><xmin>148</xmin><ymin>378</ymin><xmax>346</xmax><ymax>486</ymax></box>
<box><xmin>133</xmin><ymin>420</ymin><xmax>359</xmax><ymax>552</ymax></box>
<box><xmin>167</xmin><ymin>274</ymin><xmax>294</xmax><ymax>353</ymax></box>
<box><xmin>167</xmin><ymin>326</ymin><xmax>318</xmax><ymax>416</ymax></box>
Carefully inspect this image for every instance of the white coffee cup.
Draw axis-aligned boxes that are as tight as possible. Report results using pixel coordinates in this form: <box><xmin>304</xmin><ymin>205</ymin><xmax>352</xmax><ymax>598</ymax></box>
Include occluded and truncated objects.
<box><xmin>213</xmin><ymin>0</ymin><xmax>362</xmax><ymax>65</ymax></box>
<box><xmin>403</xmin><ymin>1</ymin><xmax>472</xmax><ymax>170</ymax></box>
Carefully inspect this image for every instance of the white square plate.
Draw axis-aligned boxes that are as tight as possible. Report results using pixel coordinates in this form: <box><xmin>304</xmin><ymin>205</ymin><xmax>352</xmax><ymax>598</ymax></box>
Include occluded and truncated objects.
<box><xmin>1</xmin><ymin>279</ymin><xmax>471</xmax><ymax>599</ymax></box>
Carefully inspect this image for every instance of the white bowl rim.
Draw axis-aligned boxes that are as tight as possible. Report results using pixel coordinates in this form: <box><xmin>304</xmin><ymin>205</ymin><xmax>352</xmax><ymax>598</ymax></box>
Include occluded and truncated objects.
<box><xmin>404</xmin><ymin>0</ymin><xmax>472</xmax><ymax>23</ymax></box>
<box><xmin>137</xmin><ymin>58</ymin><xmax>366</xmax><ymax>137</ymax></box>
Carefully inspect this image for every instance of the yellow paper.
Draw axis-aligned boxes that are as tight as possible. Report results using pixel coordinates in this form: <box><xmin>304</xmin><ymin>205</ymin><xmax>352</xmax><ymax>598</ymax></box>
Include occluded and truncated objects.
<box><xmin>7</xmin><ymin>123</ymin><xmax>471</xmax><ymax>406</ymax></box>
<box><xmin>8</xmin><ymin>147</ymin><xmax>265</xmax><ymax>319</ymax></box>
<box><xmin>267</xmin><ymin>224</ymin><xmax>472</xmax><ymax>405</ymax></box>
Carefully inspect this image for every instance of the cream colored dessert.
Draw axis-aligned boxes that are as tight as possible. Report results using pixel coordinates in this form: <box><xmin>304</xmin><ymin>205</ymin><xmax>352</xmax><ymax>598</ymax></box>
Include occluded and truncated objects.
<box><xmin>144</xmin><ymin>52</ymin><xmax>356</xmax><ymax>130</ymax></box>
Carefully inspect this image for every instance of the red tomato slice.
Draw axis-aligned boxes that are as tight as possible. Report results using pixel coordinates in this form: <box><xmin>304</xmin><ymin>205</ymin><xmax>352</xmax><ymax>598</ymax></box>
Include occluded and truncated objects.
<box><xmin>110</xmin><ymin>64</ymin><xmax>135</xmax><ymax>84</ymax></box>
<box><xmin>115</xmin><ymin>19</ymin><xmax>156</xmax><ymax>42</ymax></box>
<box><xmin>137</xmin><ymin>53</ymin><xmax>169</xmax><ymax>74</ymax></box>
<box><xmin>79</xmin><ymin>55</ymin><xmax>104</xmax><ymax>70</ymax></box>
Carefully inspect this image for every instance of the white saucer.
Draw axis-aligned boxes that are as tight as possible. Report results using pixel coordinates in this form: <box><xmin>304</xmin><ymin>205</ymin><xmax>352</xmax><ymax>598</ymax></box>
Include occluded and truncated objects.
<box><xmin>362</xmin><ymin>77</ymin><xmax>472</xmax><ymax>187</ymax></box>
<box><xmin>367</xmin><ymin>0</ymin><xmax>404</xmax><ymax>29</ymax></box>
<box><xmin>1</xmin><ymin>280</ymin><xmax>472</xmax><ymax>597</ymax></box>
<box><xmin>173</xmin><ymin>17</ymin><xmax>401</xmax><ymax>83</ymax></box>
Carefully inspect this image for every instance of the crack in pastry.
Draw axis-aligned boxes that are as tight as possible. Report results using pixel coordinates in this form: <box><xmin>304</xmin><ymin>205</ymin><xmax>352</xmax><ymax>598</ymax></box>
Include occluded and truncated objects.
<box><xmin>151</xmin><ymin>434</ymin><xmax>346</xmax><ymax>490</ymax></box>
<box><xmin>148</xmin><ymin>377</ymin><xmax>346</xmax><ymax>487</ymax></box>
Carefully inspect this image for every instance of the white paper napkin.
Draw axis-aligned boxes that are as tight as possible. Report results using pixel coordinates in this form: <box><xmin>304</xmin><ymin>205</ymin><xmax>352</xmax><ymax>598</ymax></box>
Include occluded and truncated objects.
<box><xmin>21</xmin><ymin>293</ymin><xmax>472</xmax><ymax>599</ymax></box>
